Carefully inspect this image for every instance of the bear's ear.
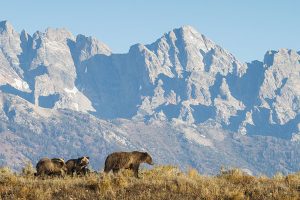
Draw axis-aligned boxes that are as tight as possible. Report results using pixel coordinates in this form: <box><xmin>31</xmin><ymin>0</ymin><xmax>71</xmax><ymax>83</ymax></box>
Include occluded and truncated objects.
<box><xmin>86</xmin><ymin>156</ymin><xmax>90</xmax><ymax>160</ymax></box>
<box><xmin>52</xmin><ymin>158</ymin><xmax>65</xmax><ymax>166</ymax></box>
<box><xmin>52</xmin><ymin>158</ymin><xmax>64</xmax><ymax>164</ymax></box>
<box><xmin>140</xmin><ymin>152</ymin><xmax>148</xmax><ymax>161</ymax></box>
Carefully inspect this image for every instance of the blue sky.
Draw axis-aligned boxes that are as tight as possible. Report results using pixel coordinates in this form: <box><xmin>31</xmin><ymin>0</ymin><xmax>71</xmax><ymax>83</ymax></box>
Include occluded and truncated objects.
<box><xmin>1</xmin><ymin>0</ymin><xmax>299</xmax><ymax>62</ymax></box>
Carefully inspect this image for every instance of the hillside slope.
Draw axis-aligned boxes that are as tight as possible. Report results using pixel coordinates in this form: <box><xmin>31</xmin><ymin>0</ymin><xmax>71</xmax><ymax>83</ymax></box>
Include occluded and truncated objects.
<box><xmin>0</xmin><ymin>21</ymin><xmax>299</xmax><ymax>175</ymax></box>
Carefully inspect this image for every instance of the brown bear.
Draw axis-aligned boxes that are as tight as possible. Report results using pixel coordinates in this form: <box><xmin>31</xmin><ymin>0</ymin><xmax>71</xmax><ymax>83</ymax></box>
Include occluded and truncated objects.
<box><xmin>35</xmin><ymin>157</ymin><xmax>67</xmax><ymax>177</ymax></box>
<box><xmin>66</xmin><ymin>156</ymin><xmax>90</xmax><ymax>176</ymax></box>
<box><xmin>104</xmin><ymin>151</ymin><xmax>153</xmax><ymax>178</ymax></box>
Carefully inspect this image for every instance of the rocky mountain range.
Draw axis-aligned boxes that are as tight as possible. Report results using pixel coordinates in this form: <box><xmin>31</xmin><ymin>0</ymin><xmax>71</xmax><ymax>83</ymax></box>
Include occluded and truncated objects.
<box><xmin>0</xmin><ymin>21</ymin><xmax>299</xmax><ymax>175</ymax></box>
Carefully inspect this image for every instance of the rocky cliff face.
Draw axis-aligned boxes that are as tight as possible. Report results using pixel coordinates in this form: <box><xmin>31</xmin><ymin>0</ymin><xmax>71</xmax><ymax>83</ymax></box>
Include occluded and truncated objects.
<box><xmin>0</xmin><ymin>21</ymin><xmax>299</xmax><ymax>175</ymax></box>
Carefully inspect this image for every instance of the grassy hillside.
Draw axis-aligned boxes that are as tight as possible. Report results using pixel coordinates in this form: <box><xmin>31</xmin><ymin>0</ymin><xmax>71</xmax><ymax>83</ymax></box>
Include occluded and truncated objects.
<box><xmin>0</xmin><ymin>165</ymin><xmax>300</xmax><ymax>200</ymax></box>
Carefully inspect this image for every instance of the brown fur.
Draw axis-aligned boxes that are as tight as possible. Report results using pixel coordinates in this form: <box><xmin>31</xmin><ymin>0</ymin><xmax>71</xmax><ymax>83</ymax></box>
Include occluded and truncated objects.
<box><xmin>104</xmin><ymin>151</ymin><xmax>153</xmax><ymax>178</ymax></box>
<box><xmin>66</xmin><ymin>156</ymin><xmax>90</xmax><ymax>176</ymax></box>
<box><xmin>35</xmin><ymin>158</ymin><xmax>67</xmax><ymax>177</ymax></box>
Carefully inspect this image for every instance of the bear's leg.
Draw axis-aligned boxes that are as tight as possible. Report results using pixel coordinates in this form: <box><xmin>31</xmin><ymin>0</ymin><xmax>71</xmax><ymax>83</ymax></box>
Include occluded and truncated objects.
<box><xmin>83</xmin><ymin>168</ymin><xmax>88</xmax><ymax>175</ymax></box>
<box><xmin>34</xmin><ymin>170</ymin><xmax>40</xmax><ymax>177</ymax></box>
<box><xmin>76</xmin><ymin>168</ymin><xmax>81</xmax><ymax>176</ymax></box>
<box><xmin>82</xmin><ymin>167</ymin><xmax>89</xmax><ymax>175</ymax></box>
<box><xmin>112</xmin><ymin>168</ymin><xmax>119</xmax><ymax>174</ymax></box>
<box><xmin>60</xmin><ymin>169</ymin><xmax>65</xmax><ymax>178</ymax></box>
<box><xmin>70</xmin><ymin>168</ymin><xmax>75</xmax><ymax>177</ymax></box>
<box><xmin>37</xmin><ymin>171</ymin><xmax>43</xmax><ymax>177</ymax></box>
<box><xmin>104</xmin><ymin>164</ymin><xmax>111</xmax><ymax>173</ymax></box>
<box><xmin>42</xmin><ymin>170</ymin><xmax>47</xmax><ymax>177</ymax></box>
<box><xmin>132</xmin><ymin>164</ymin><xmax>140</xmax><ymax>178</ymax></box>
<box><xmin>75</xmin><ymin>166</ymin><xmax>82</xmax><ymax>176</ymax></box>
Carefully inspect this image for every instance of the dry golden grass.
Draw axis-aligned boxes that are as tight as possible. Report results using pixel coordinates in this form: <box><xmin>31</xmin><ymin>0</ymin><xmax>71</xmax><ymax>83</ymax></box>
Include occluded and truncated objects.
<box><xmin>0</xmin><ymin>165</ymin><xmax>300</xmax><ymax>200</ymax></box>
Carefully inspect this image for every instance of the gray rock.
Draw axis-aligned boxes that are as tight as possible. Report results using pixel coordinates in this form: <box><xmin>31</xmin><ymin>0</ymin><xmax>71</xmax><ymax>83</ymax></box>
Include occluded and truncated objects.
<box><xmin>0</xmin><ymin>21</ymin><xmax>299</xmax><ymax>175</ymax></box>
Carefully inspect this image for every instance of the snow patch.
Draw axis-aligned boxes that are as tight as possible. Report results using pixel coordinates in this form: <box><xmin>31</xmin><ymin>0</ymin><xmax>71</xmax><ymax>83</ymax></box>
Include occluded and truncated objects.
<box><xmin>183</xmin><ymin>128</ymin><xmax>213</xmax><ymax>147</ymax></box>
<box><xmin>14</xmin><ymin>78</ymin><xmax>29</xmax><ymax>90</ymax></box>
<box><xmin>172</xmin><ymin>119</ymin><xmax>213</xmax><ymax>147</ymax></box>
<box><xmin>291</xmin><ymin>124</ymin><xmax>300</xmax><ymax>142</ymax></box>
<box><xmin>64</xmin><ymin>87</ymin><xmax>78</xmax><ymax>95</ymax></box>
<box><xmin>73</xmin><ymin>103</ymin><xmax>79</xmax><ymax>111</ymax></box>
<box><xmin>104</xmin><ymin>131</ymin><xmax>128</xmax><ymax>146</ymax></box>
<box><xmin>291</xmin><ymin>133</ymin><xmax>300</xmax><ymax>142</ymax></box>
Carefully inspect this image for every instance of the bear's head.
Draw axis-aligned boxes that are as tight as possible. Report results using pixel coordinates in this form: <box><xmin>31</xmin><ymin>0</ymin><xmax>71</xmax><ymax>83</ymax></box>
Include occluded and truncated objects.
<box><xmin>79</xmin><ymin>156</ymin><xmax>90</xmax><ymax>166</ymax></box>
<box><xmin>141</xmin><ymin>152</ymin><xmax>154</xmax><ymax>165</ymax></box>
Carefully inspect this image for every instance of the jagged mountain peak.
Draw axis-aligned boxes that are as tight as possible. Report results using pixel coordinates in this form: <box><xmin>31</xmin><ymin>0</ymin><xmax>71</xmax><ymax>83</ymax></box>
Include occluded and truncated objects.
<box><xmin>166</xmin><ymin>25</ymin><xmax>206</xmax><ymax>39</ymax></box>
<box><xmin>44</xmin><ymin>27</ymin><xmax>75</xmax><ymax>41</ymax></box>
<box><xmin>128</xmin><ymin>43</ymin><xmax>147</xmax><ymax>54</ymax></box>
<box><xmin>144</xmin><ymin>25</ymin><xmax>246</xmax><ymax>78</ymax></box>
<box><xmin>0</xmin><ymin>22</ymin><xmax>298</xmax><ymax>135</ymax></box>
<box><xmin>173</xmin><ymin>25</ymin><xmax>212</xmax><ymax>43</ymax></box>
<box><xmin>178</xmin><ymin>25</ymin><xmax>198</xmax><ymax>32</ymax></box>
<box><xmin>148</xmin><ymin>25</ymin><xmax>215</xmax><ymax>52</ymax></box>
<box><xmin>25</xmin><ymin>27</ymin><xmax>75</xmax><ymax>43</ymax></box>
<box><xmin>0</xmin><ymin>20</ymin><xmax>20</xmax><ymax>41</ymax></box>
<box><xmin>0</xmin><ymin>20</ymin><xmax>14</xmax><ymax>33</ymax></box>
<box><xmin>75</xmin><ymin>34</ymin><xmax>111</xmax><ymax>59</ymax></box>
<box><xmin>264</xmin><ymin>48</ymin><xmax>300</xmax><ymax>66</ymax></box>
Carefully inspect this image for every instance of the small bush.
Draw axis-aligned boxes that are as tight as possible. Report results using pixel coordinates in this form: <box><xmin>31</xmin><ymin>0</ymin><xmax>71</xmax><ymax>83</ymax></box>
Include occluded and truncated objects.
<box><xmin>21</xmin><ymin>162</ymin><xmax>35</xmax><ymax>177</ymax></box>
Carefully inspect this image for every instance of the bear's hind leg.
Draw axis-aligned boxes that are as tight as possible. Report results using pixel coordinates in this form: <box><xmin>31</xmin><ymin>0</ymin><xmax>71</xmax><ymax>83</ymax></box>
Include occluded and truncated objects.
<box><xmin>112</xmin><ymin>168</ymin><xmax>119</xmax><ymax>174</ymax></box>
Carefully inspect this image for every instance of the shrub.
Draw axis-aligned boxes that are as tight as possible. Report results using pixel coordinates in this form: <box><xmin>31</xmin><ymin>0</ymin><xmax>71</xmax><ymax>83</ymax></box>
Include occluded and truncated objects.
<box><xmin>21</xmin><ymin>162</ymin><xmax>35</xmax><ymax>177</ymax></box>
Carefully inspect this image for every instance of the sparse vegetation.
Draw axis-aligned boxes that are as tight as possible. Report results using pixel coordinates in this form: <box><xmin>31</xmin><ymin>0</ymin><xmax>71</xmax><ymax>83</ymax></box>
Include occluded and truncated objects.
<box><xmin>0</xmin><ymin>165</ymin><xmax>299</xmax><ymax>200</ymax></box>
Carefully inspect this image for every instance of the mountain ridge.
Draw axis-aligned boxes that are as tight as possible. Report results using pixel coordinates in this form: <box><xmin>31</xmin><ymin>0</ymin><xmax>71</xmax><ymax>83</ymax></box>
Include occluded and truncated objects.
<box><xmin>0</xmin><ymin>21</ymin><xmax>299</xmax><ymax>175</ymax></box>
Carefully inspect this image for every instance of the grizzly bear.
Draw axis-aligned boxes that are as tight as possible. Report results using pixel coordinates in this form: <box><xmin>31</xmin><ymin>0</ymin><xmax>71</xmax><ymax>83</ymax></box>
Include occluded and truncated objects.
<box><xmin>35</xmin><ymin>157</ymin><xmax>67</xmax><ymax>177</ymax></box>
<box><xmin>104</xmin><ymin>151</ymin><xmax>153</xmax><ymax>178</ymax></box>
<box><xmin>66</xmin><ymin>156</ymin><xmax>90</xmax><ymax>176</ymax></box>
